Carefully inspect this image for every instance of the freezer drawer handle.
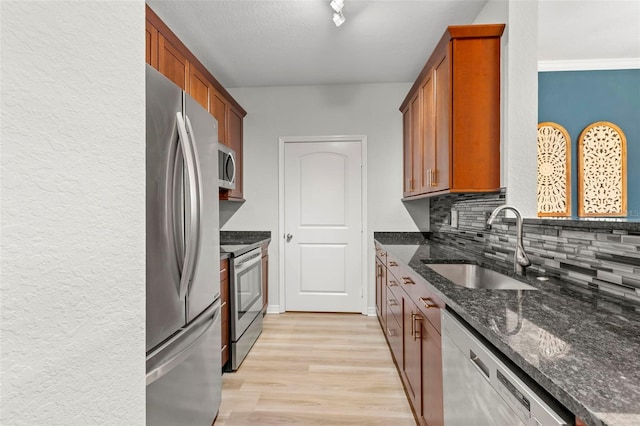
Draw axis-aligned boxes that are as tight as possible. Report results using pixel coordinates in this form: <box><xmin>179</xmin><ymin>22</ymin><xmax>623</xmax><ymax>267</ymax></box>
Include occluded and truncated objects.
<box><xmin>146</xmin><ymin>301</ymin><xmax>220</xmax><ymax>386</ymax></box>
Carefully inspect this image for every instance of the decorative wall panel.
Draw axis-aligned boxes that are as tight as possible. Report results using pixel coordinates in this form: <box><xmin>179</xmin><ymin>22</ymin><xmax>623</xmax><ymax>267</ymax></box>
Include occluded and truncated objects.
<box><xmin>578</xmin><ymin>121</ymin><xmax>627</xmax><ymax>217</ymax></box>
<box><xmin>537</xmin><ymin>122</ymin><xmax>571</xmax><ymax>217</ymax></box>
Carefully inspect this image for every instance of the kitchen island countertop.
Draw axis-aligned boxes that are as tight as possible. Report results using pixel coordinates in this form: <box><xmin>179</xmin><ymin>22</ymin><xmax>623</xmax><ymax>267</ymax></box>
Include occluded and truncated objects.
<box><xmin>375</xmin><ymin>237</ymin><xmax>640</xmax><ymax>426</ymax></box>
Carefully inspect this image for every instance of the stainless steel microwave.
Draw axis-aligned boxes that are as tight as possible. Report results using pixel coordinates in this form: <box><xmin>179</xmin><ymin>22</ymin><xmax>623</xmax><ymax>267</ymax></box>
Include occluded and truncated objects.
<box><xmin>218</xmin><ymin>143</ymin><xmax>236</xmax><ymax>190</ymax></box>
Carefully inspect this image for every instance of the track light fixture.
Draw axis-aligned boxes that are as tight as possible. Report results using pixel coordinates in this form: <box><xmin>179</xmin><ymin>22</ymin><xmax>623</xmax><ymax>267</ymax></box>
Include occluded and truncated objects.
<box><xmin>330</xmin><ymin>0</ymin><xmax>345</xmax><ymax>27</ymax></box>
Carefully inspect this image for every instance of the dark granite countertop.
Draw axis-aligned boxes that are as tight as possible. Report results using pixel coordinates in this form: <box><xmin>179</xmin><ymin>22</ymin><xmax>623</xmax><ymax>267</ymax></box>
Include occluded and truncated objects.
<box><xmin>220</xmin><ymin>231</ymin><xmax>271</xmax><ymax>257</ymax></box>
<box><xmin>375</xmin><ymin>237</ymin><xmax>640</xmax><ymax>426</ymax></box>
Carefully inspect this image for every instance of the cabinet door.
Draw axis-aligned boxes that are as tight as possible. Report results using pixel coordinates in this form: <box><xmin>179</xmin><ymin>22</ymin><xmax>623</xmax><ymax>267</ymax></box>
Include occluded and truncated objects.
<box><xmin>226</xmin><ymin>105</ymin><xmax>243</xmax><ymax>200</ymax></box>
<box><xmin>402</xmin><ymin>106</ymin><xmax>413</xmax><ymax>197</ymax></box>
<box><xmin>145</xmin><ymin>20</ymin><xmax>158</xmax><ymax>69</ymax></box>
<box><xmin>188</xmin><ymin>66</ymin><xmax>211</xmax><ymax>112</ymax></box>
<box><xmin>410</xmin><ymin>92</ymin><xmax>423</xmax><ymax>195</ymax></box>
<box><xmin>420</xmin><ymin>71</ymin><xmax>436</xmax><ymax>193</ymax></box>
<box><xmin>433</xmin><ymin>46</ymin><xmax>451</xmax><ymax>192</ymax></box>
<box><xmin>421</xmin><ymin>318</ymin><xmax>443</xmax><ymax>426</ymax></box>
<box><xmin>375</xmin><ymin>258</ymin><xmax>387</xmax><ymax>325</ymax></box>
<box><xmin>210</xmin><ymin>89</ymin><xmax>227</xmax><ymax>145</ymax></box>
<box><xmin>403</xmin><ymin>299</ymin><xmax>423</xmax><ymax>416</ymax></box>
<box><xmin>158</xmin><ymin>34</ymin><xmax>189</xmax><ymax>90</ymax></box>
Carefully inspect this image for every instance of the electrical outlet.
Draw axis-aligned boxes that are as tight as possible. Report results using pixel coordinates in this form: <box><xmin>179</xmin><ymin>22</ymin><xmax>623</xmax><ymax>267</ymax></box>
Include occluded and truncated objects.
<box><xmin>451</xmin><ymin>209</ymin><xmax>459</xmax><ymax>229</ymax></box>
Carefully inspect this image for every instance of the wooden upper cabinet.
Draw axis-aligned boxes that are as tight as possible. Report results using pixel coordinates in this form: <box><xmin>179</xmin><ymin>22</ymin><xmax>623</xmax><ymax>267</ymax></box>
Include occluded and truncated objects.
<box><xmin>400</xmin><ymin>24</ymin><xmax>504</xmax><ymax>199</ymax></box>
<box><xmin>158</xmin><ymin>34</ymin><xmax>189</xmax><ymax>91</ymax></box>
<box><xmin>210</xmin><ymin>89</ymin><xmax>228</xmax><ymax>145</ymax></box>
<box><xmin>145</xmin><ymin>20</ymin><xmax>158</xmax><ymax>69</ymax></box>
<box><xmin>146</xmin><ymin>4</ymin><xmax>247</xmax><ymax>202</ymax></box>
<box><xmin>402</xmin><ymin>105</ymin><xmax>413</xmax><ymax>198</ymax></box>
<box><xmin>189</xmin><ymin>66</ymin><xmax>212</xmax><ymax>112</ymax></box>
<box><xmin>433</xmin><ymin>47</ymin><xmax>451</xmax><ymax>193</ymax></box>
<box><xmin>420</xmin><ymin>71</ymin><xmax>436</xmax><ymax>194</ymax></box>
<box><xmin>224</xmin><ymin>105</ymin><xmax>244</xmax><ymax>200</ymax></box>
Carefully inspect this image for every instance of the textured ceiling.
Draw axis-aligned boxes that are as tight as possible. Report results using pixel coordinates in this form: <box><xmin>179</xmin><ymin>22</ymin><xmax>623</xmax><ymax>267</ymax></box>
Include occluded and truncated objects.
<box><xmin>147</xmin><ymin>0</ymin><xmax>640</xmax><ymax>88</ymax></box>
<box><xmin>146</xmin><ymin>0</ymin><xmax>488</xmax><ymax>87</ymax></box>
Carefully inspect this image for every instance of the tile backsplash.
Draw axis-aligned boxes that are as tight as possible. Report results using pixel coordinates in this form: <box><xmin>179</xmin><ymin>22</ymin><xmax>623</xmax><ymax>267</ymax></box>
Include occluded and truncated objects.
<box><xmin>429</xmin><ymin>189</ymin><xmax>640</xmax><ymax>304</ymax></box>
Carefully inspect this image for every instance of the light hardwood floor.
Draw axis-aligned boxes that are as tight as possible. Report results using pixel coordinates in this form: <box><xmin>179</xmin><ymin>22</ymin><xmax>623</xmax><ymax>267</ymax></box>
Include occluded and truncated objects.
<box><xmin>214</xmin><ymin>312</ymin><xmax>416</xmax><ymax>425</ymax></box>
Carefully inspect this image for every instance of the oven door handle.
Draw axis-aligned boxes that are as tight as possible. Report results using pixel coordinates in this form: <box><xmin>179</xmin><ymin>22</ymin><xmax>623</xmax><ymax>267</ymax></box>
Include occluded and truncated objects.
<box><xmin>235</xmin><ymin>252</ymin><xmax>261</xmax><ymax>271</ymax></box>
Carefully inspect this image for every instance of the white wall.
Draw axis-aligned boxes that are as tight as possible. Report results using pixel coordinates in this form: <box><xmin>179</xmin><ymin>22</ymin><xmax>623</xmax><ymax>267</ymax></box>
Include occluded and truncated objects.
<box><xmin>1</xmin><ymin>2</ymin><xmax>145</xmax><ymax>424</ymax></box>
<box><xmin>223</xmin><ymin>83</ymin><xmax>428</xmax><ymax>313</ymax></box>
<box><xmin>475</xmin><ymin>0</ymin><xmax>538</xmax><ymax>217</ymax></box>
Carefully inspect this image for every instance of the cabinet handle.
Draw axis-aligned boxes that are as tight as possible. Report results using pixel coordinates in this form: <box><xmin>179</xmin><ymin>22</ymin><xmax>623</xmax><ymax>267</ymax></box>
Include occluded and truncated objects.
<box><xmin>220</xmin><ymin>301</ymin><xmax>227</xmax><ymax>308</ymax></box>
<box><xmin>407</xmin><ymin>179</ymin><xmax>414</xmax><ymax>191</ymax></box>
<box><xmin>221</xmin><ymin>345</ymin><xmax>227</xmax><ymax>352</ymax></box>
<box><xmin>389</xmin><ymin>280</ymin><xmax>398</xmax><ymax>287</ymax></box>
<box><xmin>431</xmin><ymin>169</ymin><xmax>438</xmax><ymax>187</ymax></box>
<box><xmin>410</xmin><ymin>311</ymin><xmax>415</xmax><ymax>337</ymax></box>
<box><xmin>377</xmin><ymin>265</ymin><xmax>382</xmax><ymax>278</ymax></box>
<box><xmin>420</xmin><ymin>297</ymin><xmax>438</xmax><ymax>309</ymax></box>
<box><xmin>387</xmin><ymin>328</ymin><xmax>395</xmax><ymax>337</ymax></box>
<box><xmin>388</xmin><ymin>298</ymin><xmax>397</xmax><ymax>307</ymax></box>
<box><xmin>413</xmin><ymin>313</ymin><xmax>423</xmax><ymax>341</ymax></box>
<box><xmin>402</xmin><ymin>276</ymin><xmax>415</xmax><ymax>285</ymax></box>
<box><xmin>427</xmin><ymin>169</ymin><xmax>431</xmax><ymax>187</ymax></box>
<box><xmin>389</xmin><ymin>261</ymin><xmax>398</xmax><ymax>267</ymax></box>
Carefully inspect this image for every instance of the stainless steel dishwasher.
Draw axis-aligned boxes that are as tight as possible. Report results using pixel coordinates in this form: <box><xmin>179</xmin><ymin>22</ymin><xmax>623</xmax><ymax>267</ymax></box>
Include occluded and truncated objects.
<box><xmin>441</xmin><ymin>309</ymin><xmax>572</xmax><ymax>426</ymax></box>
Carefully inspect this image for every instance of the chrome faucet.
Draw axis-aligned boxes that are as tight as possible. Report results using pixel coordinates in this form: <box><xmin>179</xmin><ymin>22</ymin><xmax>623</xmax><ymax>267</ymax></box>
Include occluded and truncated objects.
<box><xmin>487</xmin><ymin>205</ymin><xmax>531</xmax><ymax>275</ymax></box>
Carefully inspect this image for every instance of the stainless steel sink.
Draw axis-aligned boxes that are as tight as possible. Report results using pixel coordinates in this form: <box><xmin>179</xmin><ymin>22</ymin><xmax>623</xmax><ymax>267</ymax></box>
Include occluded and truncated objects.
<box><xmin>424</xmin><ymin>263</ymin><xmax>538</xmax><ymax>290</ymax></box>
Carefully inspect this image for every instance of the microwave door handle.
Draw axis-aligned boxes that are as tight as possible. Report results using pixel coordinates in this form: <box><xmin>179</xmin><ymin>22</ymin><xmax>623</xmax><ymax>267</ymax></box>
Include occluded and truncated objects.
<box><xmin>176</xmin><ymin>112</ymin><xmax>199</xmax><ymax>299</ymax></box>
<box><xmin>228</xmin><ymin>148</ymin><xmax>236</xmax><ymax>185</ymax></box>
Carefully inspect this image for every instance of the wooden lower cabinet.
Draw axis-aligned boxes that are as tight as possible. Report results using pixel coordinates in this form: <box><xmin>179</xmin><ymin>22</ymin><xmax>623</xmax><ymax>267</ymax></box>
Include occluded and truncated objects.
<box><xmin>421</xmin><ymin>316</ymin><xmax>444</xmax><ymax>426</ymax></box>
<box><xmin>378</xmin><ymin>251</ymin><xmax>444</xmax><ymax>426</ymax></box>
<box><xmin>403</xmin><ymin>297</ymin><xmax>422</xmax><ymax>414</ymax></box>
<box><xmin>220</xmin><ymin>258</ymin><xmax>230</xmax><ymax>368</ymax></box>
<box><xmin>375</xmin><ymin>256</ymin><xmax>387</xmax><ymax>326</ymax></box>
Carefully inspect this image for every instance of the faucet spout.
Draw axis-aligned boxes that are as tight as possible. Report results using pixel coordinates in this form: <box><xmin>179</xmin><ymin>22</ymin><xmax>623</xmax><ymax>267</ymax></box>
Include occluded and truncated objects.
<box><xmin>487</xmin><ymin>205</ymin><xmax>531</xmax><ymax>275</ymax></box>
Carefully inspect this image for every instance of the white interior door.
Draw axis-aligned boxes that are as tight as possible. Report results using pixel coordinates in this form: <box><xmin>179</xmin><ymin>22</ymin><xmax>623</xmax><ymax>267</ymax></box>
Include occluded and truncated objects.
<box><xmin>284</xmin><ymin>140</ymin><xmax>363</xmax><ymax>312</ymax></box>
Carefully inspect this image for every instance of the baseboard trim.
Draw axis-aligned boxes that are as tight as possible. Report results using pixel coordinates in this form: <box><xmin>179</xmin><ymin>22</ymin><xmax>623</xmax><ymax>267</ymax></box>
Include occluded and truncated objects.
<box><xmin>266</xmin><ymin>305</ymin><xmax>281</xmax><ymax>314</ymax></box>
<box><xmin>367</xmin><ymin>307</ymin><xmax>377</xmax><ymax>316</ymax></box>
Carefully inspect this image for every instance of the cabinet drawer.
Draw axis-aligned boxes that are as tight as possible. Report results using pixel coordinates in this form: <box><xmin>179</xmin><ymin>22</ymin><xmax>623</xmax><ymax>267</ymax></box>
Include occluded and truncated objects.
<box><xmin>385</xmin><ymin>310</ymin><xmax>403</xmax><ymax>366</ymax></box>
<box><xmin>375</xmin><ymin>243</ymin><xmax>387</xmax><ymax>265</ymax></box>
<box><xmin>221</xmin><ymin>319</ymin><xmax>229</xmax><ymax>367</ymax></box>
<box><xmin>388</xmin><ymin>253</ymin><xmax>444</xmax><ymax>332</ymax></box>
<box><xmin>386</xmin><ymin>283</ymin><xmax>403</xmax><ymax>328</ymax></box>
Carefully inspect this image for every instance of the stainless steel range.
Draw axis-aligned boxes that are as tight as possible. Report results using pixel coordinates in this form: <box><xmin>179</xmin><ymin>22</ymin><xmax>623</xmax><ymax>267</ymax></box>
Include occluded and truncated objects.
<box><xmin>222</xmin><ymin>245</ymin><xmax>263</xmax><ymax>370</ymax></box>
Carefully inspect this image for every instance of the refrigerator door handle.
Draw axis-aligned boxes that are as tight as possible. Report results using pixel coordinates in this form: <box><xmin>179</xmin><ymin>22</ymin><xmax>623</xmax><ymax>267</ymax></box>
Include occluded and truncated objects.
<box><xmin>175</xmin><ymin>112</ymin><xmax>200</xmax><ymax>299</ymax></box>
<box><xmin>146</xmin><ymin>300</ymin><xmax>220</xmax><ymax>386</ymax></box>
<box><xmin>184</xmin><ymin>115</ymin><xmax>203</xmax><ymax>276</ymax></box>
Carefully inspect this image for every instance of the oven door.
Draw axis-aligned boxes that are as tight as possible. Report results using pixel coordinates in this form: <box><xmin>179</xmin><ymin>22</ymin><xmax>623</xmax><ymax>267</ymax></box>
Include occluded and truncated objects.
<box><xmin>231</xmin><ymin>248</ymin><xmax>263</xmax><ymax>340</ymax></box>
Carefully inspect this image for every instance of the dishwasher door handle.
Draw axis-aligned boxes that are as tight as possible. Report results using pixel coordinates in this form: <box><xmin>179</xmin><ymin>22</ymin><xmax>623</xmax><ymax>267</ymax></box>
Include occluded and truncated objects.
<box><xmin>469</xmin><ymin>349</ymin><xmax>490</xmax><ymax>379</ymax></box>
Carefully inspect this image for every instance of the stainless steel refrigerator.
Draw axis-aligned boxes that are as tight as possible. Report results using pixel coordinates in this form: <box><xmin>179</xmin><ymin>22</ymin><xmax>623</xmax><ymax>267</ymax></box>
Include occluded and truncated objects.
<box><xmin>145</xmin><ymin>65</ymin><xmax>221</xmax><ymax>425</ymax></box>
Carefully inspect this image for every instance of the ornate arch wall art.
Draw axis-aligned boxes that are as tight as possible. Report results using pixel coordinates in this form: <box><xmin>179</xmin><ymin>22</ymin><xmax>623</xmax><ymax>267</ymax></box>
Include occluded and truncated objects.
<box><xmin>537</xmin><ymin>122</ymin><xmax>571</xmax><ymax>217</ymax></box>
<box><xmin>578</xmin><ymin>121</ymin><xmax>627</xmax><ymax>217</ymax></box>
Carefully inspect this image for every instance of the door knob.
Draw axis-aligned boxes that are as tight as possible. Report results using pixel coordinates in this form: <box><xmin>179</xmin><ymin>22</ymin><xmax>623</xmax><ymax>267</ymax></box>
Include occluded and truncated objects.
<box><xmin>286</xmin><ymin>233</ymin><xmax>293</xmax><ymax>242</ymax></box>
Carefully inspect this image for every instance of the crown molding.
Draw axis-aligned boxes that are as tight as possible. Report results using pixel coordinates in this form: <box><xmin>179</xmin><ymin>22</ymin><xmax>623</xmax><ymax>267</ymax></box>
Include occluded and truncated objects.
<box><xmin>538</xmin><ymin>58</ymin><xmax>640</xmax><ymax>72</ymax></box>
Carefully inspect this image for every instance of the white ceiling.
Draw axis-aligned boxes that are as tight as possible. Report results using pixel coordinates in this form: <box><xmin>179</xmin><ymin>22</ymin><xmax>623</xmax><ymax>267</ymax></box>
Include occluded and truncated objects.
<box><xmin>147</xmin><ymin>0</ymin><xmax>640</xmax><ymax>88</ymax></box>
